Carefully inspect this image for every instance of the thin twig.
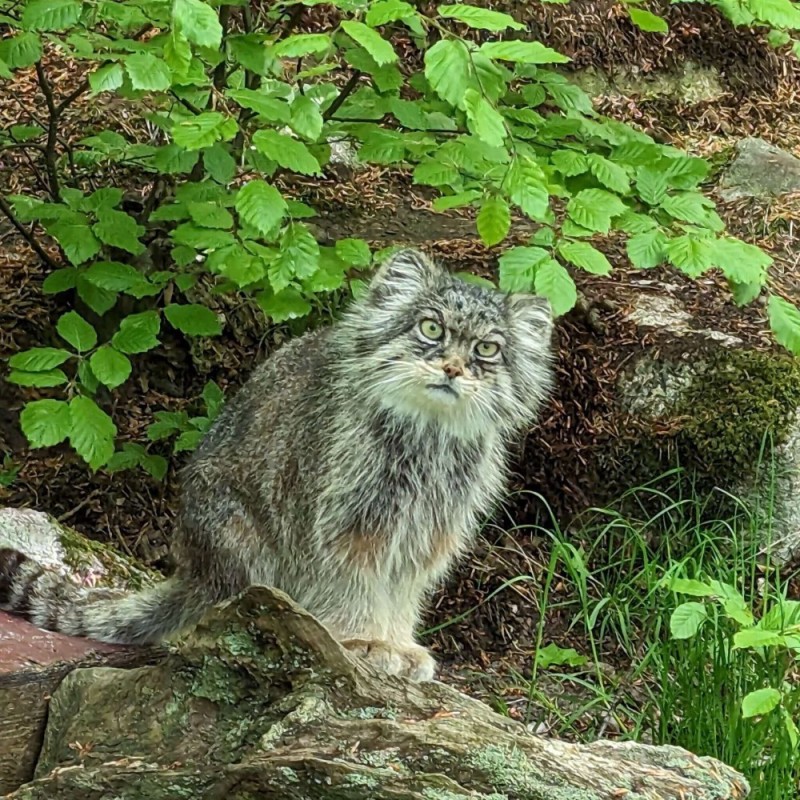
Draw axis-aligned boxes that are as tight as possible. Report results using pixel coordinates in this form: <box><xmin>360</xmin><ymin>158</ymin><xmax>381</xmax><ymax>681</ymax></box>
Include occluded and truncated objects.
<box><xmin>0</xmin><ymin>194</ymin><xmax>60</xmax><ymax>270</ymax></box>
<box><xmin>323</xmin><ymin>71</ymin><xmax>362</xmax><ymax>121</ymax></box>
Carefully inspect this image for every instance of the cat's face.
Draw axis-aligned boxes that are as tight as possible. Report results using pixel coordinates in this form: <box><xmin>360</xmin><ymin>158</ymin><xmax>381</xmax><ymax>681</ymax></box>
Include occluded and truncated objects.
<box><xmin>341</xmin><ymin>250</ymin><xmax>554</xmax><ymax>437</ymax></box>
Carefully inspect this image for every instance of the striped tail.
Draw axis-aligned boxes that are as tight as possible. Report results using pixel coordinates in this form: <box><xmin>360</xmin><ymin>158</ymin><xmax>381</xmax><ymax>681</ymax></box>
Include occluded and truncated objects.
<box><xmin>0</xmin><ymin>547</ymin><xmax>210</xmax><ymax>644</ymax></box>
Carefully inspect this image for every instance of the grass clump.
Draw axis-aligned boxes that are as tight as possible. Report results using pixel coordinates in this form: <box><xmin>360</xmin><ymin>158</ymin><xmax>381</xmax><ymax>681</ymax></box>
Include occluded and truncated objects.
<box><xmin>484</xmin><ymin>468</ymin><xmax>800</xmax><ymax>800</ymax></box>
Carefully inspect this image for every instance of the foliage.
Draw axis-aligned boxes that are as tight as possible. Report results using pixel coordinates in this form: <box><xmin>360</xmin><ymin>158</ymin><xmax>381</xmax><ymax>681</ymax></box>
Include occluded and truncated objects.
<box><xmin>0</xmin><ymin>0</ymin><xmax>798</xmax><ymax>471</ymax></box>
<box><xmin>490</xmin><ymin>477</ymin><xmax>800</xmax><ymax>800</ymax></box>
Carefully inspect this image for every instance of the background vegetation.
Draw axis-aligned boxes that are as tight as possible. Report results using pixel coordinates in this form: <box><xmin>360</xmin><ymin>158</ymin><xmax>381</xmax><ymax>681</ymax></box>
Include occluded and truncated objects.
<box><xmin>2</xmin><ymin>1</ymin><xmax>800</xmax><ymax>798</ymax></box>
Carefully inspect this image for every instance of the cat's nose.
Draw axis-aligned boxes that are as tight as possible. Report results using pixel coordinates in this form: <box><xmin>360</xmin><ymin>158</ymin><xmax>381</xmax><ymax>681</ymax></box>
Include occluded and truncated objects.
<box><xmin>442</xmin><ymin>359</ymin><xmax>465</xmax><ymax>379</ymax></box>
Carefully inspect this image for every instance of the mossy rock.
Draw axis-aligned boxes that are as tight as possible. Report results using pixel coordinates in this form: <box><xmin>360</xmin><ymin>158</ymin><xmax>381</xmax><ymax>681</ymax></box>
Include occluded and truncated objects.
<box><xmin>0</xmin><ymin>507</ymin><xmax>156</xmax><ymax>591</ymax></box>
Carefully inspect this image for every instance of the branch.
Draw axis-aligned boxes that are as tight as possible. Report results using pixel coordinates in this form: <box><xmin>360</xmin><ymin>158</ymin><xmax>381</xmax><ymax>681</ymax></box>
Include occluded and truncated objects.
<box><xmin>34</xmin><ymin>62</ymin><xmax>61</xmax><ymax>201</ymax></box>
<box><xmin>322</xmin><ymin>71</ymin><xmax>362</xmax><ymax>121</ymax></box>
<box><xmin>0</xmin><ymin>195</ymin><xmax>60</xmax><ymax>270</ymax></box>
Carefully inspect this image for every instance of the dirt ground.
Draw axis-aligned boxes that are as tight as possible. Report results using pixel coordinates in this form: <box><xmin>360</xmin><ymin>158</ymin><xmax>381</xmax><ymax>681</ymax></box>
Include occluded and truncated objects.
<box><xmin>2</xmin><ymin>7</ymin><xmax>800</xmax><ymax>717</ymax></box>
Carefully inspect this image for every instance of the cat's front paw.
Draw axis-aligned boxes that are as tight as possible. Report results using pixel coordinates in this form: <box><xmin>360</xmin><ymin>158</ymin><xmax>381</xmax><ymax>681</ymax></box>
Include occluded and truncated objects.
<box><xmin>341</xmin><ymin>639</ymin><xmax>437</xmax><ymax>682</ymax></box>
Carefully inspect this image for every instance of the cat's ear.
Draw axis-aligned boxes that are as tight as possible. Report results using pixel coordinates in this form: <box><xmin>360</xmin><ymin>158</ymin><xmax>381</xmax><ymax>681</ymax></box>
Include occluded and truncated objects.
<box><xmin>367</xmin><ymin>249</ymin><xmax>441</xmax><ymax>305</ymax></box>
<box><xmin>507</xmin><ymin>294</ymin><xmax>553</xmax><ymax>340</ymax></box>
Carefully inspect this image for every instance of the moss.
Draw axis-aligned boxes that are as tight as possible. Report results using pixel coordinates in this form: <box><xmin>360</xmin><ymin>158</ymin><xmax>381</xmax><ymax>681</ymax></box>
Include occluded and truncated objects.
<box><xmin>276</xmin><ymin>766</ymin><xmax>301</xmax><ymax>784</ymax></box>
<box><xmin>674</xmin><ymin>349</ymin><xmax>800</xmax><ymax>478</ymax></box>
<box><xmin>344</xmin><ymin>706</ymin><xmax>399</xmax><ymax>720</ymax></box>
<box><xmin>466</xmin><ymin>745</ymin><xmax>598</xmax><ymax>800</ymax></box>
<box><xmin>58</xmin><ymin>524</ymin><xmax>157</xmax><ymax>591</ymax></box>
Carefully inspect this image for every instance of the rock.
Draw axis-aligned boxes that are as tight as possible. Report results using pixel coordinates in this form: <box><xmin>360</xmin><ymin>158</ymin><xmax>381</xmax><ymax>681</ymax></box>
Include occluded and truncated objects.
<box><xmin>718</xmin><ymin>138</ymin><xmax>800</xmax><ymax>201</ymax></box>
<box><xmin>0</xmin><ymin>507</ymin><xmax>156</xmax><ymax>591</ymax></box>
<box><xmin>2</xmin><ymin>585</ymin><xmax>749</xmax><ymax>799</ymax></box>
<box><xmin>615</xmin><ymin>292</ymin><xmax>800</xmax><ymax>560</ymax></box>
<box><xmin>0</xmin><ymin>508</ymin><xmax>162</xmax><ymax>794</ymax></box>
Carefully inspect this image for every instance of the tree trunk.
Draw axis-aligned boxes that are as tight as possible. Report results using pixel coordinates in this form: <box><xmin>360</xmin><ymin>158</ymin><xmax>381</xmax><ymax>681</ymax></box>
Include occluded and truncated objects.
<box><xmin>2</xmin><ymin>588</ymin><xmax>748</xmax><ymax>800</ymax></box>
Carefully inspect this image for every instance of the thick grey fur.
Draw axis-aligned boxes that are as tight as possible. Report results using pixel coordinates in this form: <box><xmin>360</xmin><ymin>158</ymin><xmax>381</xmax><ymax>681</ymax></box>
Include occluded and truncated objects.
<box><xmin>0</xmin><ymin>249</ymin><xmax>554</xmax><ymax>680</ymax></box>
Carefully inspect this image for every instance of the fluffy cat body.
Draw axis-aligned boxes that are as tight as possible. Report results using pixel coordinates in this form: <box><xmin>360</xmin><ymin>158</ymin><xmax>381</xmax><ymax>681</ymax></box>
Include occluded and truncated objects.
<box><xmin>0</xmin><ymin>250</ymin><xmax>553</xmax><ymax>680</ymax></box>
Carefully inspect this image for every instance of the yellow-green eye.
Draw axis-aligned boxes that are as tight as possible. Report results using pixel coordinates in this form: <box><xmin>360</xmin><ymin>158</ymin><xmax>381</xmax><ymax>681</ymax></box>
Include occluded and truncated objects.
<box><xmin>475</xmin><ymin>341</ymin><xmax>500</xmax><ymax>359</ymax></box>
<box><xmin>419</xmin><ymin>318</ymin><xmax>444</xmax><ymax>340</ymax></box>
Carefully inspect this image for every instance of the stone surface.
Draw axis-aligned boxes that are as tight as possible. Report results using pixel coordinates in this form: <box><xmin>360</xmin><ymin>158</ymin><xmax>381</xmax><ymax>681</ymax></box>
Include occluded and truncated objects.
<box><xmin>617</xmin><ymin>294</ymin><xmax>800</xmax><ymax>561</ymax></box>
<box><xmin>0</xmin><ymin>507</ymin><xmax>156</xmax><ymax>591</ymax></box>
<box><xmin>2</xmin><ymin>585</ymin><xmax>749</xmax><ymax>799</ymax></box>
<box><xmin>718</xmin><ymin>138</ymin><xmax>800</xmax><ymax>201</ymax></box>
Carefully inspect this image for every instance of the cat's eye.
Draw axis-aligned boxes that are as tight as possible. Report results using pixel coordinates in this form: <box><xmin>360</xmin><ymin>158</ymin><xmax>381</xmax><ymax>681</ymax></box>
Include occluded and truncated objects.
<box><xmin>475</xmin><ymin>341</ymin><xmax>500</xmax><ymax>359</ymax></box>
<box><xmin>419</xmin><ymin>318</ymin><xmax>444</xmax><ymax>341</ymax></box>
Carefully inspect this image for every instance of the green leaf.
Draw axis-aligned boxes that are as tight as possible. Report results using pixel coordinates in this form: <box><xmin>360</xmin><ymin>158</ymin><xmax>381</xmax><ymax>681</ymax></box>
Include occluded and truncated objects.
<box><xmin>172</xmin><ymin>112</ymin><xmax>236</xmax><ymax>150</ymax></box>
<box><xmin>734</xmin><ymin>628</ymin><xmax>785</xmax><ymax>649</ymax></box>
<box><xmin>173</xmin><ymin>0</ymin><xmax>223</xmax><ymax>48</ymax></box>
<box><xmin>535</xmin><ymin>643</ymin><xmax>588</xmax><ymax>669</ymax></box>
<box><xmin>534</xmin><ymin>259</ymin><xmax>577</xmax><ymax>316</ymax></box>
<box><xmin>567</xmin><ymin>189</ymin><xmax>626</xmax><ymax>234</ymax></box>
<box><xmin>663</xmin><ymin>577</ymin><xmax>716</xmax><ymax>596</ymax></box>
<box><xmin>437</xmin><ymin>4</ymin><xmax>525</xmax><ymax>30</ymax></box>
<box><xmin>274</xmin><ymin>33</ymin><xmax>332</xmax><ymax>58</ymax></box>
<box><xmin>558</xmin><ymin>241</ymin><xmax>611</xmax><ymax>275</ymax></box>
<box><xmin>188</xmin><ymin>202</ymin><xmax>233</xmax><ymax>229</ymax></box>
<box><xmin>69</xmin><ymin>395</ymin><xmax>117</xmax><ymax>470</ymax></box>
<box><xmin>8</xmin><ymin>369</ymin><xmax>68</xmax><ymax>387</ymax></box>
<box><xmin>147</xmin><ymin>410</ymin><xmax>190</xmax><ymax>441</ymax></box>
<box><xmin>203</xmin><ymin>143</ymin><xmax>236</xmax><ymax>184</ymax></box>
<box><xmin>89</xmin><ymin>63</ymin><xmax>124</xmax><ymax>94</ymax></box>
<box><xmin>477</xmin><ymin>195</ymin><xmax>510</xmax><ymax>247</ymax></box>
<box><xmin>628</xmin><ymin>7</ymin><xmax>669</xmax><ymax>33</ymax></box>
<box><xmin>665</xmin><ymin>234</ymin><xmax>714</xmax><ymax>277</ymax></box>
<box><xmin>164</xmin><ymin>303</ymin><xmax>222</xmax><ymax>336</ymax></box>
<box><xmin>83</xmin><ymin>261</ymin><xmax>151</xmax><ymax>293</ymax></box>
<box><xmin>164</xmin><ymin>31</ymin><xmax>192</xmax><ymax>76</ymax></box>
<box><xmin>151</xmin><ymin>143</ymin><xmax>199</xmax><ymax>174</ymax></box>
<box><xmin>615</xmin><ymin>210</ymin><xmax>657</xmax><ymax>234</ymax></box>
<box><xmin>626</xmin><ymin>229</ymin><xmax>668</xmax><ymax>269</ymax></box>
<box><xmin>93</xmin><ymin>208</ymin><xmax>145</xmax><ymax>255</ymax></box>
<box><xmin>366</xmin><ymin>0</ymin><xmax>418</xmax><ymax>26</ymax></box>
<box><xmin>730</xmin><ymin>280</ymin><xmax>762</xmax><ymax>307</ymax></box>
<box><xmin>252</xmin><ymin>130</ymin><xmax>322</xmax><ymax>175</ymax></box>
<box><xmin>90</xmin><ymin>346</ymin><xmax>132</xmax><ymax>389</ymax></box>
<box><xmin>551</xmin><ymin>149</ymin><xmax>588</xmax><ymax>177</ymax></box>
<box><xmin>22</xmin><ymin>0</ymin><xmax>81</xmax><ymax>30</ymax></box>
<box><xmin>235</xmin><ymin>180</ymin><xmax>287</xmax><ymax>237</ymax></box>
<box><xmin>714</xmin><ymin>237</ymin><xmax>772</xmax><ymax>284</ymax></box>
<box><xmin>270</xmin><ymin>223</ymin><xmax>320</xmax><ymax>291</ymax></box>
<box><xmin>414</xmin><ymin>159</ymin><xmax>461</xmax><ymax>187</ymax></box>
<box><xmin>587</xmin><ymin>154</ymin><xmax>630</xmax><ymax>194</ymax></box>
<box><xmin>507</xmin><ymin>157</ymin><xmax>549</xmax><ymax>221</ymax></box>
<box><xmin>258</xmin><ymin>288</ymin><xmax>312</xmax><ymax>322</ymax></box>
<box><xmin>498</xmin><ymin>246</ymin><xmax>549</xmax><ymax>292</ymax></box>
<box><xmin>125</xmin><ymin>53</ymin><xmax>172</xmax><ymax>92</ymax></box>
<box><xmin>20</xmin><ymin>399</ymin><xmax>71</xmax><ymax>448</ymax></box>
<box><xmin>660</xmin><ymin>192</ymin><xmax>721</xmax><ymax>229</ymax></box>
<box><xmin>173</xmin><ymin>429</ymin><xmax>204</xmax><ymax>453</ymax></box>
<box><xmin>46</xmin><ymin>212</ymin><xmax>101</xmax><ymax>265</ymax></box>
<box><xmin>741</xmin><ymin>688</ymin><xmax>781</xmax><ymax>719</ymax></box>
<box><xmin>768</xmin><ymin>295</ymin><xmax>800</xmax><ymax>356</ymax></box>
<box><xmin>227</xmin><ymin>89</ymin><xmax>290</xmax><ymax>123</ymax></box>
<box><xmin>112</xmin><ymin>311</ymin><xmax>161</xmax><ymax>354</ymax></box>
<box><xmin>290</xmin><ymin>95</ymin><xmax>324</xmax><ymax>141</ymax></box>
<box><xmin>424</xmin><ymin>39</ymin><xmax>471</xmax><ymax>107</ymax></box>
<box><xmin>335</xmin><ymin>238</ymin><xmax>371</xmax><ymax>267</ymax></box>
<box><xmin>9</xmin><ymin>347</ymin><xmax>72</xmax><ymax>371</ymax></box>
<box><xmin>340</xmin><ymin>21</ymin><xmax>397</xmax><ymax>65</ymax></box>
<box><xmin>463</xmin><ymin>88</ymin><xmax>505</xmax><ymax>148</ymax></box>
<box><xmin>670</xmin><ymin>602</ymin><xmax>707</xmax><ymax>639</ymax></box>
<box><xmin>431</xmin><ymin>190</ymin><xmax>480</xmax><ymax>211</ymax></box>
<box><xmin>0</xmin><ymin>32</ymin><xmax>43</xmax><ymax>69</ymax></box>
<box><xmin>57</xmin><ymin>311</ymin><xmax>97</xmax><ymax>352</ymax></box>
<box><xmin>77</xmin><ymin>276</ymin><xmax>117</xmax><ymax>316</ymax></box>
<box><xmin>202</xmin><ymin>380</ymin><xmax>224</xmax><ymax>420</ymax></box>
<box><xmin>480</xmin><ymin>40</ymin><xmax>568</xmax><ymax>63</ymax></box>
<box><xmin>636</xmin><ymin>166</ymin><xmax>669</xmax><ymax>205</ymax></box>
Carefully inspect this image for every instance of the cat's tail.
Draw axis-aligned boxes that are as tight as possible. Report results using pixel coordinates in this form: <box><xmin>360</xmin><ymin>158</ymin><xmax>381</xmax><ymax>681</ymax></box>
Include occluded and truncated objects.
<box><xmin>0</xmin><ymin>547</ymin><xmax>210</xmax><ymax>644</ymax></box>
